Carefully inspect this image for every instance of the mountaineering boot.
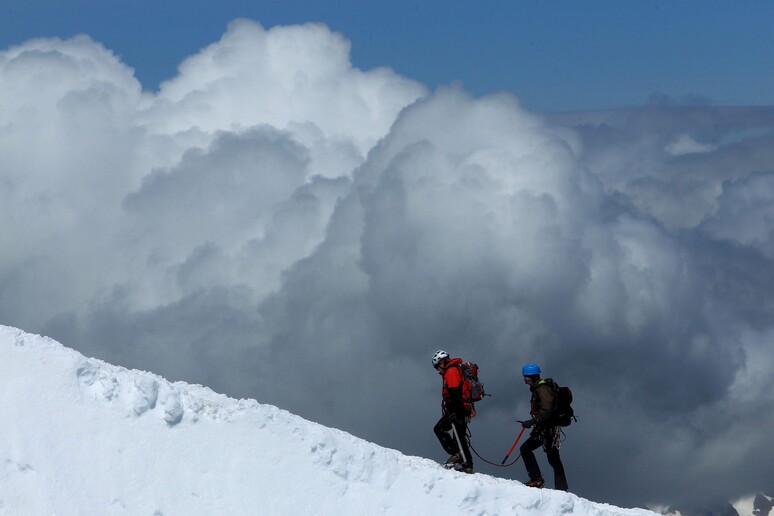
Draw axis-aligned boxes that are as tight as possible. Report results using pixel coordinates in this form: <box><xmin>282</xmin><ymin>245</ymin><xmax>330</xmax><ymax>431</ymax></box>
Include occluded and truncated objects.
<box><xmin>526</xmin><ymin>476</ymin><xmax>545</xmax><ymax>488</ymax></box>
<box><xmin>454</xmin><ymin>462</ymin><xmax>474</xmax><ymax>474</ymax></box>
<box><xmin>443</xmin><ymin>453</ymin><xmax>463</xmax><ymax>469</ymax></box>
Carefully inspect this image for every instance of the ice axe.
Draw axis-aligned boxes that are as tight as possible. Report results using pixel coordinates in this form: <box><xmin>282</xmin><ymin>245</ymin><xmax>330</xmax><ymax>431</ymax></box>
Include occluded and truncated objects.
<box><xmin>501</xmin><ymin>426</ymin><xmax>526</xmax><ymax>465</ymax></box>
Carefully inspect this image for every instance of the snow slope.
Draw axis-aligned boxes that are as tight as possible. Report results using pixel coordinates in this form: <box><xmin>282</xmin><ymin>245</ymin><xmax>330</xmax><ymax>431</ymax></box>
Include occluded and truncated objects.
<box><xmin>0</xmin><ymin>325</ymin><xmax>656</xmax><ymax>515</ymax></box>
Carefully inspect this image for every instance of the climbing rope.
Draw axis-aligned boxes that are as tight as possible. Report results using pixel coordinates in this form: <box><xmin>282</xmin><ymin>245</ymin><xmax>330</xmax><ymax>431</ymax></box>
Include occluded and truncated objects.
<box><xmin>465</xmin><ymin>428</ymin><xmax>522</xmax><ymax>468</ymax></box>
<box><xmin>469</xmin><ymin>442</ymin><xmax>521</xmax><ymax>467</ymax></box>
<box><xmin>465</xmin><ymin>426</ymin><xmax>567</xmax><ymax>468</ymax></box>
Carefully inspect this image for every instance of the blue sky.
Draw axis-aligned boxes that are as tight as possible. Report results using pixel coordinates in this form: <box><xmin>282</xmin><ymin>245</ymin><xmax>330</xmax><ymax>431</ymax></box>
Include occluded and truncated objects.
<box><xmin>3</xmin><ymin>0</ymin><xmax>773</xmax><ymax>111</ymax></box>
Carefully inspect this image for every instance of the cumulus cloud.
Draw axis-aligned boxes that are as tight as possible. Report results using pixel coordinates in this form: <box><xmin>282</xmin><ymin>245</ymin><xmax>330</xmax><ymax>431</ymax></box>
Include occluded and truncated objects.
<box><xmin>664</xmin><ymin>134</ymin><xmax>718</xmax><ymax>156</ymax></box>
<box><xmin>702</xmin><ymin>171</ymin><xmax>774</xmax><ymax>256</ymax></box>
<box><xmin>2</xmin><ymin>19</ymin><xmax>774</xmax><ymax>509</ymax></box>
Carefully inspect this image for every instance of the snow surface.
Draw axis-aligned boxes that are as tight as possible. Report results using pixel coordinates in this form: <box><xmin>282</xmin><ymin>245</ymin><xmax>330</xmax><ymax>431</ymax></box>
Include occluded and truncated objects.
<box><xmin>0</xmin><ymin>325</ymin><xmax>657</xmax><ymax>515</ymax></box>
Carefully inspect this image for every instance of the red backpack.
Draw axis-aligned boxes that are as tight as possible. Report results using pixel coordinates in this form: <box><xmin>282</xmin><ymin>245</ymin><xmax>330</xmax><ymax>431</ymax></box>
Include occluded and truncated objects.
<box><xmin>459</xmin><ymin>361</ymin><xmax>486</xmax><ymax>417</ymax></box>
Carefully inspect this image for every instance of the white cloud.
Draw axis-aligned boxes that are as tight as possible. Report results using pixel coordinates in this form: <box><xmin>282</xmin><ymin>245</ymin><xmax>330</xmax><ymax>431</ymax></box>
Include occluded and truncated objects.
<box><xmin>148</xmin><ymin>19</ymin><xmax>426</xmax><ymax>178</ymax></box>
<box><xmin>664</xmin><ymin>134</ymin><xmax>718</xmax><ymax>155</ymax></box>
<box><xmin>0</xmin><ymin>19</ymin><xmax>424</xmax><ymax>320</ymax></box>
<box><xmin>701</xmin><ymin>172</ymin><xmax>774</xmax><ymax>256</ymax></box>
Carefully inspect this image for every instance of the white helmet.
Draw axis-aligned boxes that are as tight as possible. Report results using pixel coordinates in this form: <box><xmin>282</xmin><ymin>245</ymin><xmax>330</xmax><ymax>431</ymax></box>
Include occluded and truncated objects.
<box><xmin>432</xmin><ymin>350</ymin><xmax>449</xmax><ymax>367</ymax></box>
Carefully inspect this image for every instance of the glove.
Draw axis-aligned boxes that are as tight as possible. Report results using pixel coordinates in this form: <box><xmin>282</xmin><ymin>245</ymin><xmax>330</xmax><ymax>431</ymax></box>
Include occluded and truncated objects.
<box><xmin>521</xmin><ymin>418</ymin><xmax>537</xmax><ymax>429</ymax></box>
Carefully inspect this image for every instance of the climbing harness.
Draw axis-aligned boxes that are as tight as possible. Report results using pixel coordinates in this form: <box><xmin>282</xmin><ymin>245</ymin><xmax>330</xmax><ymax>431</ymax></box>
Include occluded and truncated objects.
<box><xmin>542</xmin><ymin>427</ymin><xmax>566</xmax><ymax>452</ymax></box>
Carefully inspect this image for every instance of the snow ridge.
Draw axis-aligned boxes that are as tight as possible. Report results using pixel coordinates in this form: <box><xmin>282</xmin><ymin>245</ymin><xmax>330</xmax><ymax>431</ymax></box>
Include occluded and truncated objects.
<box><xmin>0</xmin><ymin>325</ymin><xmax>656</xmax><ymax>515</ymax></box>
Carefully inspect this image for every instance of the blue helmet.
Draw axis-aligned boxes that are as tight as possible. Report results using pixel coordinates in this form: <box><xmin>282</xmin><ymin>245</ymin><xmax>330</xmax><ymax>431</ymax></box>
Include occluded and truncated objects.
<box><xmin>521</xmin><ymin>363</ymin><xmax>541</xmax><ymax>376</ymax></box>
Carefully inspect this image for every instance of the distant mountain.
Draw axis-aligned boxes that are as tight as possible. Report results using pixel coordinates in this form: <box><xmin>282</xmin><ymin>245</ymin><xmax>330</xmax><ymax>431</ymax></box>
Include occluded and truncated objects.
<box><xmin>752</xmin><ymin>493</ymin><xmax>774</xmax><ymax>516</ymax></box>
<box><xmin>661</xmin><ymin>502</ymin><xmax>739</xmax><ymax>516</ymax></box>
<box><xmin>0</xmin><ymin>325</ymin><xmax>655</xmax><ymax>515</ymax></box>
<box><xmin>657</xmin><ymin>492</ymin><xmax>774</xmax><ymax>516</ymax></box>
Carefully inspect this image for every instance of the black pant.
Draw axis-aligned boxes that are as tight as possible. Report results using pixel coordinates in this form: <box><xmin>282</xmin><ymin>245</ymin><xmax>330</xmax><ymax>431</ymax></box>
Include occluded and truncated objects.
<box><xmin>434</xmin><ymin>413</ymin><xmax>472</xmax><ymax>466</ymax></box>
<box><xmin>520</xmin><ymin>428</ymin><xmax>568</xmax><ymax>491</ymax></box>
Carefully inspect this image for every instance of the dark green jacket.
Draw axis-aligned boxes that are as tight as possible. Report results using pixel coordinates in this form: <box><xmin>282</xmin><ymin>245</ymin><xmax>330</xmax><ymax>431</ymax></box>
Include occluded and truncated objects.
<box><xmin>529</xmin><ymin>378</ymin><xmax>556</xmax><ymax>427</ymax></box>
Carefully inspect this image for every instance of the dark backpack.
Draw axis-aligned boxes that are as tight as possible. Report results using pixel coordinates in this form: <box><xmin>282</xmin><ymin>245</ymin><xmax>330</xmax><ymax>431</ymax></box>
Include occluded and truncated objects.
<box><xmin>553</xmin><ymin>384</ymin><xmax>575</xmax><ymax>427</ymax></box>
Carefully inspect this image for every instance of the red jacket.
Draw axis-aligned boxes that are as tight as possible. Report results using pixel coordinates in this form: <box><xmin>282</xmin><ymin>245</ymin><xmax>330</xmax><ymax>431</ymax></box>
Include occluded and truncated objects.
<box><xmin>441</xmin><ymin>358</ymin><xmax>465</xmax><ymax>415</ymax></box>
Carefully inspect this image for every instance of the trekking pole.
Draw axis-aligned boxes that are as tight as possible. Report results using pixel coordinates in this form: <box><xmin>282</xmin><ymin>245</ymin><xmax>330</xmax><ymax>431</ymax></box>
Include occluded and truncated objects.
<box><xmin>501</xmin><ymin>426</ymin><xmax>526</xmax><ymax>465</ymax></box>
<box><xmin>452</xmin><ymin>422</ymin><xmax>469</xmax><ymax>465</ymax></box>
